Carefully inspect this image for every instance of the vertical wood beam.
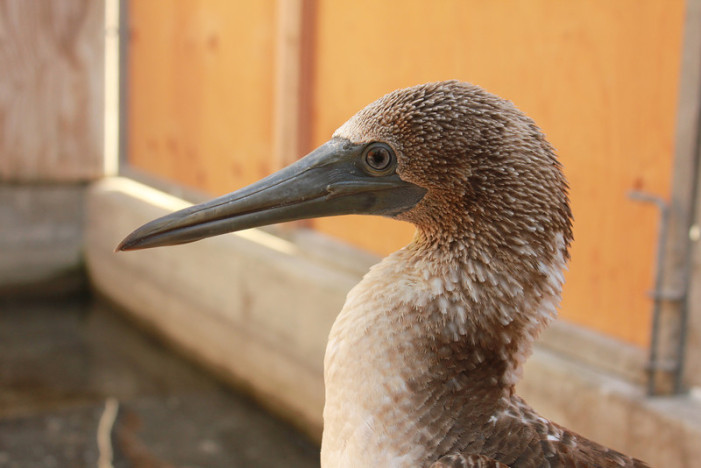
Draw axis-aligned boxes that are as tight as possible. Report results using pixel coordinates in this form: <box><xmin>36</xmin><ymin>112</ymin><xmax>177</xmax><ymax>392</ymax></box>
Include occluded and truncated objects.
<box><xmin>272</xmin><ymin>0</ymin><xmax>316</xmax><ymax>230</ymax></box>
<box><xmin>273</xmin><ymin>0</ymin><xmax>316</xmax><ymax>170</ymax></box>
<box><xmin>273</xmin><ymin>0</ymin><xmax>304</xmax><ymax>170</ymax></box>
<box><xmin>297</xmin><ymin>0</ymin><xmax>318</xmax><ymax>156</ymax></box>
<box><xmin>677</xmin><ymin>0</ymin><xmax>701</xmax><ymax>391</ymax></box>
<box><xmin>103</xmin><ymin>0</ymin><xmax>121</xmax><ymax>177</ymax></box>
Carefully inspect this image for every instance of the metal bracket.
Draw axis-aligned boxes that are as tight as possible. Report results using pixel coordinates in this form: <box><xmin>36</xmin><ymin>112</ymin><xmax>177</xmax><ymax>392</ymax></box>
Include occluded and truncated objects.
<box><xmin>628</xmin><ymin>190</ymin><xmax>682</xmax><ymax>395</ymax></box>
<box><xmin>646</xmin><ymin>289</ymin><xmax>684</xmax><ymax>302</ymax></box>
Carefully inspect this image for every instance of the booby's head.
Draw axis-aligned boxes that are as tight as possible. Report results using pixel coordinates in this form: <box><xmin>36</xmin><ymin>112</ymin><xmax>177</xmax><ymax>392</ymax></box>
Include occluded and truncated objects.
<box><xmin>118</xmin><ymin>81</ymin><xmax>572</xmax><ymax>267</ymax></box>
<box><xmin>334</xmin><ymin>81</ymin><xmax>572</xmax><ymax>256</ymax></box>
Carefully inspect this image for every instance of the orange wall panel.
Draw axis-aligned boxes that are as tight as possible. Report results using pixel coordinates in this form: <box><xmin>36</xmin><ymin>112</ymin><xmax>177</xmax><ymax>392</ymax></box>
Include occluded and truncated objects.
<box><xmin>128</xmin><ymin>0</ymin><xmax>276</xmax><ymax>195</ymax></box>
<box><xmin>127</xmin><ymin>0</ymin><xmax>686</xmax><ymax>347</ymax></box>
<box><xmin>309</xmin><ymin>0</ymin><xmax>686</xmax><ymax>346</ymax></box>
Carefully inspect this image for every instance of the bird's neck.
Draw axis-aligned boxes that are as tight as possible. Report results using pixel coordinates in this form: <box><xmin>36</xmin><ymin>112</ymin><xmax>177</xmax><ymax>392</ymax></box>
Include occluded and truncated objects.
<box><xmin>357</xmin><ymin>229</ymin><xmax>568</xmax><ymax>390</ymax></box>
<box><xmin>322</xmin><ymin>232</ymin><xmax>567</xmax><ymax>464</ymax></box>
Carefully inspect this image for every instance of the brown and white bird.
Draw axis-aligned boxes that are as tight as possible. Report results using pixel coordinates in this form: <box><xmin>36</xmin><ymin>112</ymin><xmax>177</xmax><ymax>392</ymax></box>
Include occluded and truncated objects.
<box><xmin>118</xmin><ymin>81</ymin><xmax>650</xmax><ymax>467</ymax></box>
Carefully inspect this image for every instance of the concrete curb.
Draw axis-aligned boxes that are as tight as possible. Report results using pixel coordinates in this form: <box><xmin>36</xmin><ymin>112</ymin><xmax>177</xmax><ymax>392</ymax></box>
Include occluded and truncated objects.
<box><xmin>0</xmin><ymin>183</ymin><xmax>86</xmax><ymax>292</ymax></box>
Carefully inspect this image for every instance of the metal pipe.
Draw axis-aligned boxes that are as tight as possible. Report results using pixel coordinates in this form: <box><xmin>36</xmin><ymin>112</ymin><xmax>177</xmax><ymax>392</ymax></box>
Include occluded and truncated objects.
<box><xmin>629</xmin><ymin>190</ymin><xmax>673</xmax><ymax>395</ymax></box>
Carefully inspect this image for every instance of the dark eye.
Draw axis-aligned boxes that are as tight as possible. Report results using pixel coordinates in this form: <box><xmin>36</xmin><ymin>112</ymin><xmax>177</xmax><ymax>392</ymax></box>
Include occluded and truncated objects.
<box><xmin>362</xmin><ymin>143</ymin><xmax>395</xmax><ymax>174</ymax></box>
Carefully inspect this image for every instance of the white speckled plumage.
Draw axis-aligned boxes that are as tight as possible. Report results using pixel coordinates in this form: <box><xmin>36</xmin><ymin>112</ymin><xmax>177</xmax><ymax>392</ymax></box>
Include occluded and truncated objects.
<box><xmin>320</xmin><ymin>81</ymin><xmax>649</xmax><ymax>467</ymax></box>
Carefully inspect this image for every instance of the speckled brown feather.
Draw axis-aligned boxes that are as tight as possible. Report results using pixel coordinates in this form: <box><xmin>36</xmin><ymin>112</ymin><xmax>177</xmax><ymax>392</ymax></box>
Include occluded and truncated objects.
<box><xmin>320</xmin><ymin>81</ymin><xmax>649</xmax><ymax>467</ymax></box>
<box><xmin>431</xmin><ymin>453</ymin><xmax>509</xmax><ymax>467</ymax></box>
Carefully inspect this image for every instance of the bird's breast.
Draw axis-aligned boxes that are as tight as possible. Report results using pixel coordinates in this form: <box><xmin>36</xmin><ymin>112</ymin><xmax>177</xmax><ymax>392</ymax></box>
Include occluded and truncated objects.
<box><xmin>322</xmin><ymin>299</ymin><xmax>435</xmax><ymax>466</ymax></box>
<box><xmin>320</xmin><ymin>249</ymin><xmax>501</xmax><ymax>467</ymax></box>
<box><xmin>321</xmin><ymin>254</ymin><xmax>442</xmax><ymax>466</ymax></box>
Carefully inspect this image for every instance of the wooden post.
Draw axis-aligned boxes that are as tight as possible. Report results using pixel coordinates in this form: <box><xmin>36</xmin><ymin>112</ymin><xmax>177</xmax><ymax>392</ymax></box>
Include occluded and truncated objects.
<box><xmin>273</xmin><ymin>0</ymin><xmax>316</xmax><ymax>170</ymax></box>
<box><xmin>273</xmin><ymin>0</ymin><xmax>303</xmax><ymax>170</ymax></box>
<box><xmin>272</xmin><ymin>0</ymin><xmax>316</xmax><ymax>230</ymax></box>
<box><xmin>673</xmin><ymin>0</ymin><xmax>701</xmax><ymax>392</ymax></box>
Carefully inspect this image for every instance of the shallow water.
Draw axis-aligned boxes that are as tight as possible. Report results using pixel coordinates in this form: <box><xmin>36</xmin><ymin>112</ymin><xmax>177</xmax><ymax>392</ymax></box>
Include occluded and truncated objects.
<box><xmin>0</xmin><ymin>294</ymin><xmax>319</xmax><ymax>467</ymax></box>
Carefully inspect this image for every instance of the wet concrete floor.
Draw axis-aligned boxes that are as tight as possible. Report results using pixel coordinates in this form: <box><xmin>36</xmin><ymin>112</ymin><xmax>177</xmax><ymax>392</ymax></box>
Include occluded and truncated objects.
<box><xmin>0</xmin><ymin>294</ymin><xmax>319</xmax><ymax>467</ymax></box>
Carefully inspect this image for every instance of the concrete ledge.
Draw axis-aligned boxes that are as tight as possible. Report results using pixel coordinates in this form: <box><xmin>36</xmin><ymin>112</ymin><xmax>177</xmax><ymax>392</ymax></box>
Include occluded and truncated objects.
<box><xmin>86</xmin><ymin>177</ymin><xmax>701</xmax><ymax>465</ymax></box>
<box><xmin>0</xmin><ymin>183</ymin><xmax>86</xmax><ymax>293</ymax></box>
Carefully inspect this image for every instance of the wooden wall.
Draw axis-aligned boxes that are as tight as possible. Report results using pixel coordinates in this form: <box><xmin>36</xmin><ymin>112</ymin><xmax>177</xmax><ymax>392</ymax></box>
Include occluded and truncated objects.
<box><xmin>0</xmin><ymin>0</ymin><xmax>105</xmax><ymax>181</ymax></box>
<box><xmin>127</xmin><ymin>0</ymin><xmax>276</xmax><ymax>194</ymax></box>
<box><xmin>126</xmin><ymin>0</ymin><xmax>686</xmax><ymax>347</ymax></box>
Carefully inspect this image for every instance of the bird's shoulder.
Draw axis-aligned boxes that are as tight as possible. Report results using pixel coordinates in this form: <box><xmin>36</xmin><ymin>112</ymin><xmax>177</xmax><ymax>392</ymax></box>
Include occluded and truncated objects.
<box><xmin>430</xmin><ymin>453</ymin><xmax>508</xmax><ymax>467</ymax></box>
<box><xmin>438</xmin><ymin>395</ymin><xmax>651</xmax><ymax>468</ymax></box>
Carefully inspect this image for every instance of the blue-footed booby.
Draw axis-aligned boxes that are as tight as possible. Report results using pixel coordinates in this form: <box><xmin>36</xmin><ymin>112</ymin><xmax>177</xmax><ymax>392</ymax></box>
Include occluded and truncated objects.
<box><xmin>118</xmin><ymin>81</ymin><xmax>649</xmax><ymax>467</ymax></box>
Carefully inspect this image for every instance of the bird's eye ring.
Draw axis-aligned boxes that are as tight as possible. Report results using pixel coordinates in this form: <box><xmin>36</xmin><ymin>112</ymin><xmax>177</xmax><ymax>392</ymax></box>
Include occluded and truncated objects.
<box><xmin>362</xmin><ymin>143</ymin><xmax>395</xmax><ymax>175</ymax></box>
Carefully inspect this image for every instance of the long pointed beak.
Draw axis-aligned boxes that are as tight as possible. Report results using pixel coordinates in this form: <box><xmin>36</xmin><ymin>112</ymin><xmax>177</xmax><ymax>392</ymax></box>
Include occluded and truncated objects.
<box><xmin>117</xmin><ymin>138</ymin><xmax>426</xmax><ymax>251</ymax></box>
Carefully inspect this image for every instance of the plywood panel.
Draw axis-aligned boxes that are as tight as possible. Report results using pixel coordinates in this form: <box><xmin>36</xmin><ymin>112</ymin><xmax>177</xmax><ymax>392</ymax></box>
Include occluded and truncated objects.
<box><xmin>127</xmin><ymin>0</ymin><xmax>276</xmax><ymax>195</ymax></box>
<box><xmin>0</xmin><ymin>0</ymin><xmax>105</xmax><ymax>181</ymax></box>
<box><xmin>127</xmin><ymin>0</ymin><xmax>685</xmax><ymax>346</ymax></box>
<box><xmin>309</xmin><ymin>0</ymin><xmax>686</xmax><ymax>346</ymax></box>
